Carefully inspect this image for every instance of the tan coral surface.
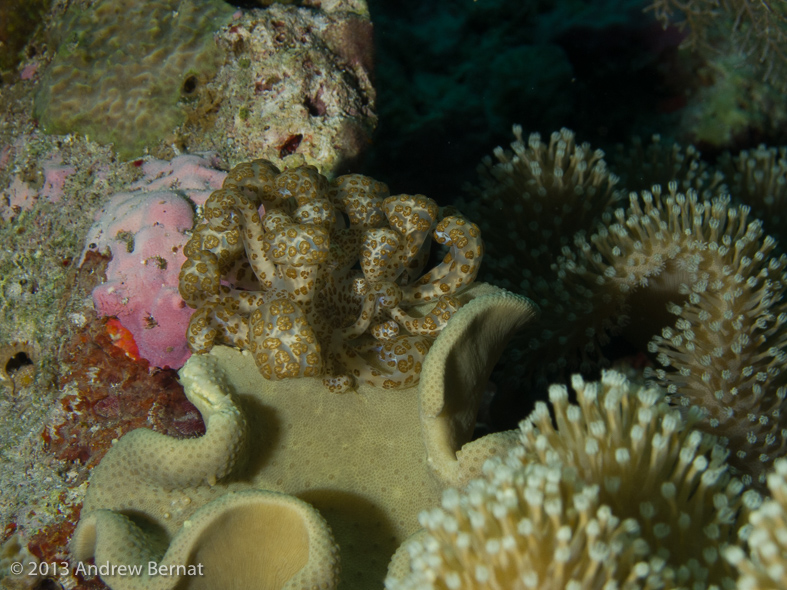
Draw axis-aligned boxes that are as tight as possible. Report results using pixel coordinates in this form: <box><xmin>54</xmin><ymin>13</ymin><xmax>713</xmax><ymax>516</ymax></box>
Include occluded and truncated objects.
<box><xmin>72</xmin><ymin>284</ymin><xmax>537</xmax><ymax>590</ymax></box>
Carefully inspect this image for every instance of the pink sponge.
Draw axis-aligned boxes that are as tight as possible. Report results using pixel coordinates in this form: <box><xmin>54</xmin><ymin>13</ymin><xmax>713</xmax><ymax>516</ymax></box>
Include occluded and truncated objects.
<box><xmin>81</xmin><ymin>154</ymin><xmax>227</xmax><ymax>369</ymax></box>
<box><xmin>128</xmin><ymin>153</ymin><xmax>227</xmax><ymax>206</ymax></box>
<box><xmin>83</xmin><ymin>191</ymin><xmax>195</xmax><ymax>368</ymax></box>
<box><xmin>0</xmin><ymin>156</ymin><xmax>77</xmax><ymax>221</ymax></box>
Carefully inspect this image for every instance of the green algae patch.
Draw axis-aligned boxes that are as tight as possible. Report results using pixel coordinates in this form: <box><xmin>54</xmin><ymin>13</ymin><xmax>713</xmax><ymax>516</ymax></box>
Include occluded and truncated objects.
<box><xmin>34</xmin><ymin>0</ymin><xmax>234</xmax><ymax>160</ymax></box>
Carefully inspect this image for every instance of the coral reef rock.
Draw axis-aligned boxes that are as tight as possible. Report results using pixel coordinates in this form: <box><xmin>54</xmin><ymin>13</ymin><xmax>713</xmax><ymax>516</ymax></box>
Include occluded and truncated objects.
<box><xmin>34</xmin><ymin>0</ymin><xmax>234</xmax><ymax>159</ymax></box>
<box><xmin>208</xmin><ymin>2</ymin><xmax>376</xmax><ymax>174</ymax></box>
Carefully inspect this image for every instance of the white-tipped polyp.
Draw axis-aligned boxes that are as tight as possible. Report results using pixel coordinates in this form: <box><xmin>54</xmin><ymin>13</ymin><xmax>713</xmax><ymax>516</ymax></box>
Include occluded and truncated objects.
<box><xmin>549</xmin><ymin>384</ymin><xmax>569</xmax><ymax>404</ymax></box>
<box><xmin>571</xmin><ymin>373</ymin><xmax>585</xmax><ymax>394</ymax></box>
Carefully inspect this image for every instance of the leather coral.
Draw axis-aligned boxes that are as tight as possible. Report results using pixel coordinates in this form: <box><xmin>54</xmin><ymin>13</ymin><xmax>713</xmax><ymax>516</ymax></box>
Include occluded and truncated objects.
<box><xmin>465</xmin><ymin>126</ymin><xmax>787</xmax><ymax>486</ymax></box>
<box><xmin>387</xmin><ymin>371</ymin><xmax>761</xmax><ymax>590</ymax></box>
